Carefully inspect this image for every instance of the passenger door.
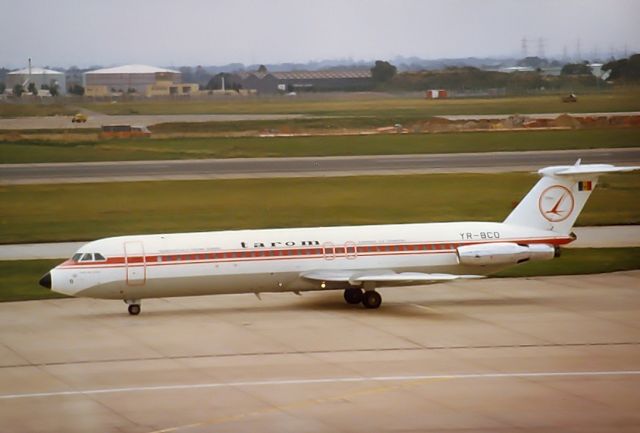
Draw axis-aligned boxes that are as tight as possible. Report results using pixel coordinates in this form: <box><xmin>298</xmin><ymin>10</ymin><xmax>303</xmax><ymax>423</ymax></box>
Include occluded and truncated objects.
<box><xmin>124</xmin><ymin>241</ymin><xmax>146</xmax><ymax>286</ymax></box>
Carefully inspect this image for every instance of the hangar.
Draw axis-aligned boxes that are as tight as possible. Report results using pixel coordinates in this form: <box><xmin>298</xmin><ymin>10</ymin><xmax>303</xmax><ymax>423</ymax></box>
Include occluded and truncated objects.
<box><xmin>84</xmin><ymin>64</ymin><xmax>198</xmax><ymax>97</ymax></box>
<box><xmin>6</xmin><ymin>67</ymin><xmax>66</xmax><ymax>95</ymax></box>
<box><xmin>221</xmin><ymin>69</ymin><xmax>373</xmax><ymax>94</ymax></box>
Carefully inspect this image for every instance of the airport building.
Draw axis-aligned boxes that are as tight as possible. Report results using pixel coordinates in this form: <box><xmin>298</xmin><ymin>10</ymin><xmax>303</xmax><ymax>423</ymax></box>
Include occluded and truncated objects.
<box><xmin>6</xmin><ymin>67</ymin><xmax>66</xmax><ymax>95</ymax></box>
<box><xmin>84</xmin><ymin>64</ymin><xmax>198</xmax><ymax>97</ymax></box>
<box><xmin>227</xmin><ymin>70</ymin><xmax>373</xmax><ymax>94</ymax></box>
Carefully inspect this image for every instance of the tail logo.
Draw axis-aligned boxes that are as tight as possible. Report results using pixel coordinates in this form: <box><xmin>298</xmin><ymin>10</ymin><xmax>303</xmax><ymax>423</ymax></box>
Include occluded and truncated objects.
<box><xmin>538</xmin><ymin>185</ymin><xmax>574</xmax><ymax>222</ymax></box>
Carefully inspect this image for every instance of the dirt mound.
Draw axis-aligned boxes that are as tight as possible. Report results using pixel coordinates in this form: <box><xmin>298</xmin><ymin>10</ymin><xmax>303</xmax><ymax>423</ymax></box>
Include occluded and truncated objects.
<box><xmin>552</xmin><ymin>114</ymin><xmax>581</xmax><ymax>128</ymax></box>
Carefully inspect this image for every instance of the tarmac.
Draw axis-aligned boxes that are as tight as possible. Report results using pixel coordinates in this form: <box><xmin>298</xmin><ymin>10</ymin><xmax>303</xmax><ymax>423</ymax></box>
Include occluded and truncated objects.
<box><xmin>0</xmin><ymin>271</ymin><xmax>639</xmax><ymax>432</ymax></box>
<box><xmin>2</xmin><ymin>147</ymin><xmax>640</xmax><ymax>185</ymax></box>
<box><xmin>0</xmin><ymin>226</ymin><xmax>638</xmax><ymax>260</ymax></box>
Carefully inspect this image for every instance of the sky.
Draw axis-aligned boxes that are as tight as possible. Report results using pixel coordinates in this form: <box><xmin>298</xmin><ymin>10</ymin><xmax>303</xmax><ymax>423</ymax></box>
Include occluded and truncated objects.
<box><xmin>1</xmin><ymin>0</ymin><xmax>639</xmax><ymax>69</ymax></box>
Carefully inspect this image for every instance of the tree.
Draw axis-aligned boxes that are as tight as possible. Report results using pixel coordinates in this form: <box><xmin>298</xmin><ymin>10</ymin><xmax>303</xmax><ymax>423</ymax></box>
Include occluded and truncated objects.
<box><xmin>517</xmin><ymin>56</ymin><xmax>548</xmax><ymax>69</ymax></box>
<box><xmin>207</xmin><ymin>73</ymin><xmax>243</xmax><ymax>91</ymax></box>
<box><xmin>602</xmin><ymin>54</ymin><xmax>640</xmax><ymax>81</ymax></box>
<box><xmin>561</xmin><ymin>62</ymin><xmax>592</xmax><ymax>76</ymax></box>
<box><xmin>27</xmin><ymin>82</ymin><xmax>38</xmax><ymax>95</ymax></box>
<box><xmin>0</xmin><ymin>82</ymin><xmax>5</xmax><ymax>94</ymax></box>
<box><xmin>194</xmin><ymin>65</ymin><xmax>212</xmax><ymax>85</ymax></box>
<box><xmin>257</xmin><ymin>64</ymin><xmax>267</xmax><ymax>73</ymax></box>
<box><xmin>13</xmin><ymin>84</ymin><xmax>24</xmax><ymax>97</ymax></box>
<box><xmin>179</xmin><ymin>66</ymin><xmax>194</xmax><ymax>83</ymax></box>
<box><xmin>49</xmin><ymin>84</ymin><xmax>59</xmax><ymax>97</ymax></box>
<box><xmin>68</xmin><ymin>84</ymin><xmax>84</xmax><ymax>95</ymax></box>
<box><xmin>371</xmin><ymin>60</ymin><xmax>397</xmax><ymax>83</ymax></box>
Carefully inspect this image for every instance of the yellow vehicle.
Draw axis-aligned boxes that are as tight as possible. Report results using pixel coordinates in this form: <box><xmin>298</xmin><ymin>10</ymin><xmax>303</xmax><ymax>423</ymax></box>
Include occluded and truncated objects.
<box><xmin>71</xmin><ymin>113</ymin><xmax>88</xmax><ymax>123</ymax></box>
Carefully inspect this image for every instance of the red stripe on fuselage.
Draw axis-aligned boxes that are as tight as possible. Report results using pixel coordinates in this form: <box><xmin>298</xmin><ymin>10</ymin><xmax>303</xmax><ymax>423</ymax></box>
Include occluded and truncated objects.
<box><xmin>57</xmin><ymin>236</ymin><xmax>571</xmax><ymax>270</ymax></box>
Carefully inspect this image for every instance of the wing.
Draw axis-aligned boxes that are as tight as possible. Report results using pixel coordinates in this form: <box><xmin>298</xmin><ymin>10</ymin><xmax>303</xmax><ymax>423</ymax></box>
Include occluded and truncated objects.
<box><xmin>301</xmin><ymin>269</ymin><xmax>483</xmax><ymax>286</ymax></box>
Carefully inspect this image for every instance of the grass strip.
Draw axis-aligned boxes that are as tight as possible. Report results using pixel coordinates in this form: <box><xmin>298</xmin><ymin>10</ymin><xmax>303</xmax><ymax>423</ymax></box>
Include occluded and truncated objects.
<box><xmin>78</xmin><ymin>90</ymin><xmax>640</xmax><ymax>116</ymax></box>
<box><xmin>1</xmin><ymin>128</ymin><xmax>639</xmax><ymax>163</ymax></box>
<box><xmin>0</xmin><ymin>259</ymin><xmax>65</xmax><ymax>301</ymax></box>
<box><xmin>0</xmin><ymin>103</ymin><xmax>77</xmax><ymax>118</ymax></box>
<box><xmin>1</xmin><ymin>172</ymin><xmax>638</xmax><ymax>244</ymax></box>
<box><xmin>495</xmin><ymin>247</ymin><xmax>640</xmax><ymax>277</ymax></box>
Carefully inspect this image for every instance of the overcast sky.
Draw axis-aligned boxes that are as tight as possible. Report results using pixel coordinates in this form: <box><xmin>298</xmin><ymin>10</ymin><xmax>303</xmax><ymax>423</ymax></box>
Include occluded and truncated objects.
<box><xmin>1</xmin><ymin>0</ymin><xmax>638</xmax><ymax>69</ymax></box>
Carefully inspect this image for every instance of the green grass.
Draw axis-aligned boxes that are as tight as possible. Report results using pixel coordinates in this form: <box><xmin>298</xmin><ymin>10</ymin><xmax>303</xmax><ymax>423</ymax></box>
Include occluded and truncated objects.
<box><xmin>2</xmin><ymin>88</ymin><xmax>638</xmax><ymax>119</ymax></box>
<box><xmin>1</xmin><ymin>172</ymin><xmax>638</xmax><ymax>244</ymax></box>
<box><xmin>1</xmin><ymin>128</ymin><xmax>639</xmax><ymax>163</ymax></box>
<box><xmin>2</xmin><ymin>248</ymin><xmax>639</xmax><ymax>302</ymax></box>
<box><xmin>495</xmin><ymin>247</ymin><xmax>640</xmax><ymax>277</ymax></box>
<box><xmin>0</xmin><ymin>259</ymin><xmax>65</xmax><ymax>301</ymax></box>
<box><xmin>0</xmin><ymin>103</ymin><xmax>77</xmax><ymax>118</ymax></box>
<box><xmin>80</xmin><ymin>90</ymin><xmax>640</xmax><ymax>116</ymax></box>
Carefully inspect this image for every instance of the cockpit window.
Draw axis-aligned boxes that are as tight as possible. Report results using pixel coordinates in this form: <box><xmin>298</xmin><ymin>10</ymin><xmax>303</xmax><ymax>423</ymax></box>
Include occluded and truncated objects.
<box><xmin>72</xmin><ymin>252</ymin><xmax>107</xmax><ymax>262</ymax></box>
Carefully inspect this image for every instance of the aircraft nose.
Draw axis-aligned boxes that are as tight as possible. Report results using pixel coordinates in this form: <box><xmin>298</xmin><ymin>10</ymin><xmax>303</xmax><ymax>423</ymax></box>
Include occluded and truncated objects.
<box><xmin>39</xmin><ymin>272</ymin><xmax>52</xmax><ymax>289</ymax></box>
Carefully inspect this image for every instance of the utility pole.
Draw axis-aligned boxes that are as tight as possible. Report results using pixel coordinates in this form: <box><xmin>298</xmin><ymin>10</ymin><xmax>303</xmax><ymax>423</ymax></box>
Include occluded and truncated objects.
<box><xmin>537</xmin><ymin>37</ymin><xmax>546</xmax><ymax>59</ymax></box>
<box><xmin>577</xmin><ymin>38</ymin><xmax>583</xmax><ymax>62</ymax></box>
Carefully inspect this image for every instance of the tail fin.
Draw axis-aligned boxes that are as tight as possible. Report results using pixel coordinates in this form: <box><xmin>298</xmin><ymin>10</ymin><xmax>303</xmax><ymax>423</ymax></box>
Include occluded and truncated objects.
<box><xmin>504</xmin><ymin>160</ymin><xmax>639</xmax><ymax>234</ymax></box>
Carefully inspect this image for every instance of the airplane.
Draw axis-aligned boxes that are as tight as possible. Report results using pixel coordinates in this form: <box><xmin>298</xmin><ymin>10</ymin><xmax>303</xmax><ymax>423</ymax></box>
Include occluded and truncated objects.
<box><xmin>39</xmin><ymin>161</ymin><xmax>638</xmax><ymax>315</ymax></box>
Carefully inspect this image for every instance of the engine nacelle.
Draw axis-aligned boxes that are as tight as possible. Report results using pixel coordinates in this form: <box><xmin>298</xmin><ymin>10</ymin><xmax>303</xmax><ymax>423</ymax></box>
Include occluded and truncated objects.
<box><xmin>457</xmin><ymin>242</ymin><xmax>555</xmax><ymax>266</ymax></box>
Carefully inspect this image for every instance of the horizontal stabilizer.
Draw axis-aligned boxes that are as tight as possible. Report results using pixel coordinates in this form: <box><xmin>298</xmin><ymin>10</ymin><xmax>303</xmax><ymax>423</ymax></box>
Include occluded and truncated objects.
<box><xmin>539</xmin><ymin>160</ymin><xmax>640</xmax><ymax>178</ymax></box>
<box><xmin>301</xmin><ymin>270</ymin><xmax>483</xmax><ymax>285</ymax></box>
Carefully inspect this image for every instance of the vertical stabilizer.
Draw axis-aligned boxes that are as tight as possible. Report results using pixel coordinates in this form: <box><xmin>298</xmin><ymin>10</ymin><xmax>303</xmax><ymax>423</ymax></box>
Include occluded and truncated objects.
<box><xmin>504</xmin><ymin>160</ymin><xmax>639</xmax><ymax>234</ymax></box>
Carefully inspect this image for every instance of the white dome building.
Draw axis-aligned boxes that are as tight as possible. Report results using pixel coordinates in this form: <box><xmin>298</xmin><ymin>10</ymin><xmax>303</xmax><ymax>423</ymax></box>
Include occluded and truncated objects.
<box><xmin>84</xmin><ymin>64</ymin><xmax>197</xmax><ymax>97</ymax></box>
<box><xmin>6</xmin><ymin>67</ymin><xmax>66</xmax><ymax>95</ymax></box>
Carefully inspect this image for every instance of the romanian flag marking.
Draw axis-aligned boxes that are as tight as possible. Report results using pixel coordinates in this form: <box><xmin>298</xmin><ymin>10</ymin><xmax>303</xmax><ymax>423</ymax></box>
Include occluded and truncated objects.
<box><xmin>578</xmin><ymin>180</ymin><xmax>592</xmax><ymax>191</ymax></box>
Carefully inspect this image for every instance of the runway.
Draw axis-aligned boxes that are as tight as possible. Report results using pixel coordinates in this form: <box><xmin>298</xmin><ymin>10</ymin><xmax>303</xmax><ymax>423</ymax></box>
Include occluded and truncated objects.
<box><xmin>2</xmin><ymin>147</ymin><xmax>640</xmax><ymax>184</ymax></box>
<box><xmin>0</xmin><ymin>271</ymin><xmax>639</xmax><ymax>432</ymax></box>
<box><xmin>1</xmin><ymin>225</ymin><xmax>638</xmax><ymax>260</ymax></box>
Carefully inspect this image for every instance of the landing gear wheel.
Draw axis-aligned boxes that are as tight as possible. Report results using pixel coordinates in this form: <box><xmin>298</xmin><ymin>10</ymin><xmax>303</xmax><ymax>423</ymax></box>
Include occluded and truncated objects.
<box><xmin>362</xmin><ymin>291</ymin><xmax>382</xmax><ymax>309</ymax></box>
<box><xmin>128</xmin><ymin>304</ymin><xmax>141</xmax><ymax>315</ymax></box>
<box><xmin>344</xmin><ymin>288</ymin><xmax>363</xmax><ymax>305</ymax></box>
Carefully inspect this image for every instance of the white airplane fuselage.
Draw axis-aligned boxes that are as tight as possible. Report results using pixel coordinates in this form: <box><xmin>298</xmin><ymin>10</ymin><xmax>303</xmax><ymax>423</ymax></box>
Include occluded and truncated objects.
<box><xmin>42</xmin><ymin>161</ymin><xmax>637</xmax><ymax>314</ymax></box>
<box><xmin>50</xmin><ymin>221</ymin><xmax>570</xmax><ymax>300</ymax></box>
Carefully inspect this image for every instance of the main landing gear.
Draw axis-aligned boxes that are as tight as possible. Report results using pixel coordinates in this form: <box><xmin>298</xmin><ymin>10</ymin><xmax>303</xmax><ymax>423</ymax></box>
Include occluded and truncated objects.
<box><xmin>125</xmin><ymin>299</ymin><xmax>141</xmax><ymax>315</ymax></box>
<box><xmin>343</xmin><ymin>288</ymin><xmax>382</xmax><ymax>309</ymax></box>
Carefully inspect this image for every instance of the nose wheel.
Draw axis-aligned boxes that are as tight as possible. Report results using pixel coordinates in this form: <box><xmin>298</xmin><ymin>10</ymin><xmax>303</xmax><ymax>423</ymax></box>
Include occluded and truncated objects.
<box><xmin>125</xmin><ymin>300</ymin><xmax>141</xmax><ymax>315</ymax></box>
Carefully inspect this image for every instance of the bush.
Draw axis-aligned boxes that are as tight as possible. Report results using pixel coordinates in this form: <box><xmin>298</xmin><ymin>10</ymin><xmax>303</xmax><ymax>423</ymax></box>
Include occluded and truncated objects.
<box><xmin>603</xmin><ymin>54</ymin><xmax>640</xmax><ymax>81</ymax></box>
<box><xmin>561</xmin><ymin>63</ymin><xmax>592</xmax><ymax>76</ymax></box>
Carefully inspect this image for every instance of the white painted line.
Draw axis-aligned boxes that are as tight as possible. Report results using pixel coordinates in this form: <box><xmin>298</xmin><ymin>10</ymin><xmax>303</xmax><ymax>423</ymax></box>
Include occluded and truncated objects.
<box><xmin>1</xmin><ymin>370</ymin><xmax>638</xmax><ymax>400</ymax></box>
